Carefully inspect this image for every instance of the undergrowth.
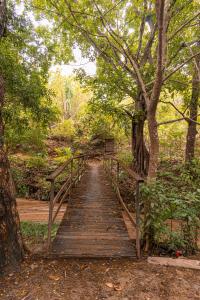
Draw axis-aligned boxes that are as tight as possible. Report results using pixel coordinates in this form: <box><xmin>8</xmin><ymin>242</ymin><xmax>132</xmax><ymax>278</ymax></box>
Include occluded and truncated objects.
<box><xmin>21</xmin><ymin>222</ymin><xmax>59</xmax><ymax>239</ymax></box>
<box><xmin>140</xmin><ymin>158</ymin><xmax>200</xmax><ymax>255</ymax></box>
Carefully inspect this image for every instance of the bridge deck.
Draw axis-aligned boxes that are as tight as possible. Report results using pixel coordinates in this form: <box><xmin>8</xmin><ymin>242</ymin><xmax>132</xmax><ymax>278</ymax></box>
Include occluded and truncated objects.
<box><xmin>51</xmin><ymin>161</ymin><xmax>136</xmax><ymax>258</ymax></box>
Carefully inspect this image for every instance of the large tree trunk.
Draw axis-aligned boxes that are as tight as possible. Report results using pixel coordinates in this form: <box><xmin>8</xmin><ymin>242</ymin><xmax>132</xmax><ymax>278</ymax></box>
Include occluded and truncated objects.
<box><xmin>0</xmin><ymin>76</ymin><xmax>24</xmax><ymax>273</ymax></box>
<box><xmin>131</xmin><ymin>93</ymin><xmax>149</xmax><ymax>176</ymax></box>
<box><xmin>0</xmin><ymin>0</ymin><xmax>24</xmax><ymax>272</ymax></box>
<box><xmin>185</xmin><ymin>59</ymin><xmax>200</xmax><ymax>162</ymax></box>
<box><xmin>147</xmin><ymin>112</ymin><xmax>159</xmax><ymax>181</ymax></box>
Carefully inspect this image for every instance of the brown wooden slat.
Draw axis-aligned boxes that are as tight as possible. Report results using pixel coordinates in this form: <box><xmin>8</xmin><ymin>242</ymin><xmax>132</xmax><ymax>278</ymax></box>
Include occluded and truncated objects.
<box><xmin>51</xmin><ymin>161</ymin><xmax>136</xmax><ymax>258</ymax></box>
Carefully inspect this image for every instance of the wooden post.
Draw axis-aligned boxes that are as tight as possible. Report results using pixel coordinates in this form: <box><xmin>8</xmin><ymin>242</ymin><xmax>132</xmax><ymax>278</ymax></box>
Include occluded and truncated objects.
<box><xmin>77</xmin><ymin>158</ymin><xmax>80</xmax><ymax>181</ymax></box>
<box><xmin>110</xmin><ymin>158</ymin><xmax>113</xmax><ymax>174</ymax></box>
<box><xmin>135</xmin><ymin>181</ymin><xmax>141</xmax><ymax>259</ymax></box>
<box><xmin>70</xmin><ymin>159</ymin><xmax>73</xmax><ymax>183</ymax></box>
<box><xmin>117</xmin><ymin>161</ymin><xmax>120</xmax><ymax>182</ymax></box>
<box><xmin>47</xmin><ymin>180</ymin><xmax>55</xmax><ymax>252</ymax></box>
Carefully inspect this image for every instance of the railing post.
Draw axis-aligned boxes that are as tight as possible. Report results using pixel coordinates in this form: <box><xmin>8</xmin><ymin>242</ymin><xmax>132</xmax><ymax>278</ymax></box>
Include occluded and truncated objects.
<box><xmin>110</xmin><ymin>158</ymin><xmax>113</xmax><ymax>174</ymax></box>
<box><xmin>117</xmin><ymin>161</ymin><xmax>120</xmax><ymax>182</ymax></box>
<box><xmin>77</xmin><ymin>158</ymin><xmax>80</xmax><ymax>181</ymax></box>
<box><xmin>70</xmin><ymin>159</ymin><xmax>73</xmax><ymax>184</ymax></box>
<box><xmin>47</xmin><ymin>180</ymin><xmax>55</xmax><ymax>252</ymax></box>
<box><xmin>135</xmin><ymin>181</ymin><xmax>141</xmax><ymax>259</ymax></box>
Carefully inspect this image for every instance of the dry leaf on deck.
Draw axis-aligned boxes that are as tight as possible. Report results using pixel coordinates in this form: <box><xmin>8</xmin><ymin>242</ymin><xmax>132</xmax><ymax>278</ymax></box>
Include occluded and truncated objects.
<box><xmin>105</xmin><ymin>282</ymin><xmax>114</xmax><ymax>288</ymax></box>
<box><xmin>48</xmin><ymin>274</ymin><xmax>60</xmax><ymax>281</ymax></box>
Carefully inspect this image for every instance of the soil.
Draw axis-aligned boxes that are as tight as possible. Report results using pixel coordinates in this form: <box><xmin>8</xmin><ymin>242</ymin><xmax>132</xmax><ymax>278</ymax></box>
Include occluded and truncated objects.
<box><xmin>0</xmin><ymin>257</ymin><xmax>200</xmax><ymax>300</ymax></box>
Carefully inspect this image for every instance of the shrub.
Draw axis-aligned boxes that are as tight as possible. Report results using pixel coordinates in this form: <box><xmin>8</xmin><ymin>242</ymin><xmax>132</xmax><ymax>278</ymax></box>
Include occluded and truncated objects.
<box><xmin>51</xmin><ymin>119</ymin><xmax>75</xmax><ymax>140</ymax></box>
<box><xmin>53</xmin><ymin>146</ymin><xmax>72</xmax><ymax>163</ymax></box>
<box><xmin>26</xmin><ymin>155</ymin><xmax>47</xmax><ymax>169</ymax></box>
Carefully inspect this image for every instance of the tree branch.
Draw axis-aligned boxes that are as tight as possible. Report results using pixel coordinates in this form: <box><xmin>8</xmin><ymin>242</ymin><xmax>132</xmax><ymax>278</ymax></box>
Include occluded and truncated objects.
<box><xmin>157</xmin><ymin>117</ymin><xmax>185</xmax><ymax>126</ymax></box>
<box><xmin>163</xmin><ymin>51</ymin><xmax>200</xmax><ymax>82</ymax></box>
<box><xmin>168</xmin><ymin>11</ymin><xmax>200</xmax><ymax>41</ymax></box>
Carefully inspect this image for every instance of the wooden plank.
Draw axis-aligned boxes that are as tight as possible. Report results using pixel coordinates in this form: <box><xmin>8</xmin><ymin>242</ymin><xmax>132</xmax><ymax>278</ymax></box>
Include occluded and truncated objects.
<box><xmin>148</xmin><ymin>257</ymin><xmax>200</xmax><ymax>270</ymax></box>
<box><xmin>51</xmin><ymin>161</ymin><xmax>136</xmax><ymax>258</ymax></box>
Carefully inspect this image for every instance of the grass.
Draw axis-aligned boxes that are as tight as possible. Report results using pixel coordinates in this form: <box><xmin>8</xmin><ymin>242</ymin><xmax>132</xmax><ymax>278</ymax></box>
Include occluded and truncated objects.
<box><xmin>21</xmin><ymin>222</ymin><xmax>59</xmax><ymax>239</ymax></box>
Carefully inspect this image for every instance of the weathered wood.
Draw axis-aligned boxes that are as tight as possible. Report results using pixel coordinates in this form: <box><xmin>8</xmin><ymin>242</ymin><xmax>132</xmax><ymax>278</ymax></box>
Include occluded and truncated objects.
<box><xmin>148</xmin><ymin>257</ymin><xmax>200</xmax><ymax>270</ymax></box>
<box><xmin>104</xmin><ymin>156</ymin><xmax>144</xmax><ymax>182</ymax></box>
<box><xmin>46</xmin><ymin>155</ymin><xmax>84</xmax><ymax>181</ymax></box>
<box><xmin>51</xmin><ymin>162</ymin><xmax>136</xmax><ymax>258</ymax></box>
<box><xmin>47</xmin><ymin>181</ymin><xmax>54</xmax><ymax>250</ymax></box>
<box><xmin>47</xmin><ymin>155</ymin><xmax>86</xmax><ymax>250</ymax></box>
<box><xmin>104</xmin><ymin>156</ymin><xmax>143</xmax><ymax>258</ymax></box>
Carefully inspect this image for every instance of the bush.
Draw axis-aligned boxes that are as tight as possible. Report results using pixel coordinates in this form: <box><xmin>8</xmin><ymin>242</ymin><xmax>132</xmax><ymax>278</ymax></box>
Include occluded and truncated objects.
<box><xmin>51</xmin><ymin>119</ymin><xmax>75</xmax><ymax>140</ymax></box>
<box><xmin>26</xmin><ymin>155</ymin><xmax>47</xmax><ymax>169</ymax></box>
<box><xmin>141</xmin><ymin>178</ymin><xmax>200</xmax><ymax>254</ymax></box>
<box><xmin>54</xmin><ymin>146</ymin><xmax>72</xmax><ymax>163</ymax></box>
<box><xmin>6</xmin><ymin>125</ymin><xmax>47</xmax><ymax>152</ymax></box>
<box><xmin>116</xmin><ymin>150</ymin><xmax>133</xmax><ymax>166</ymax></box>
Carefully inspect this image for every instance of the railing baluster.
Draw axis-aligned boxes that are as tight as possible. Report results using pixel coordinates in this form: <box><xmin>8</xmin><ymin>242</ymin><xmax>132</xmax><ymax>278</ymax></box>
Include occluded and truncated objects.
<box><xmin>135</xmin><ymin>181</ymin><xmax>141</xmax><ymax>259</ymax></box>
<box><xmin>104</xmin><ymin>155</ymin><xmax>143</xmax><ymax>259</ymax></box>
<box><xmin>47</xmin><ymin>180</ymin><xmax>55</xmax><ymax>251</ymax></box>
<box><xmin>117</xmin><ymin>161</ymin><xmax>120</xmax><ymax>183</ymax></box>
<box><xmin>46</xmin><ymin>155</ymin><xmax>88</xmax><ymax>251</ymax></box>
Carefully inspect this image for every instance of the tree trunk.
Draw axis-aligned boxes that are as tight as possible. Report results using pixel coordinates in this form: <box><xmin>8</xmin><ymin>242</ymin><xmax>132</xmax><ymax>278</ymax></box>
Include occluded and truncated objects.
<box><xmin>0</xmin><ymin>1</ymin><xmax>24</xmax><ymax>272</ymax></box>
<box><xmin>0</xmin><ymin>75</ymin><xmax>24</xmax><ymax>273</ymax></box>
<box><xmin>185</xmin><ymin>60</ymin><xmax>200</xmax><ymax>162</ymax></box>
<box><xmin>131</xmin><ymin>92</ymin><xmax>149</xmax><ymax>176</ymax></box>
<box><xmin>131</xmin><ymin>113</ymin><xmax>149</xmax><ymax>176</ymax></box>
<box><xmin>147</xmin><ymin>112</ymin><xmax>159</xmax><ymax>181</ymax></box>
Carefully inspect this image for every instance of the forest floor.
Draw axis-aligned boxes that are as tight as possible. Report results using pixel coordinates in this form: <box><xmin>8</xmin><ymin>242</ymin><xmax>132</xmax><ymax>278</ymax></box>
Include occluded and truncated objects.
<box><xmin>0</xmin><ymin>256</ymin><xmax>200</xmax><ymax>300</ymax></box>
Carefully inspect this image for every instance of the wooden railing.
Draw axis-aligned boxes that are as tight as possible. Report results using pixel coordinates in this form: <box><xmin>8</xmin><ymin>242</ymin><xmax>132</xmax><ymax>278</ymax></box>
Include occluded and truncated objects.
<box><xmin>103</xmin><ymin>156</ymin><xmax>144</xmax><ymax>258</ymax></box>
<box><xmin>46</xmin><ymin>155</ymin><xmax>86</xmax><ymax>250</ymax></box>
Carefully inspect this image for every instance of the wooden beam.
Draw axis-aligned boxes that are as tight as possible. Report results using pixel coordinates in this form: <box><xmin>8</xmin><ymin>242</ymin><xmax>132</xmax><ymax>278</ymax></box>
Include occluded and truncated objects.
<box><xmin>148</xmin><ymin>257</ymin><xmax>200</xmax><ymax>270</ymax></box>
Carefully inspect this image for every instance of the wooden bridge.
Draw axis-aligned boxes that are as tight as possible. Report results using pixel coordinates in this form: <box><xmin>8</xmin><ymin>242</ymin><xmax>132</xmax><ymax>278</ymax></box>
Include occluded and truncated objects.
<box><xmin>47</xmin><ymin>155</ymin><xmax>143</xmax><ymax>258</ymax></box>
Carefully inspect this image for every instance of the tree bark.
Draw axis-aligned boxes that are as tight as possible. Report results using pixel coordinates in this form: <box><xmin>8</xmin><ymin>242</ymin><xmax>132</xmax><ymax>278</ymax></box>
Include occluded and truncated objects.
<box><xmin>147</xmin><ymin>112</ymin><xmax>159</xmax><ymax>181</ymax></box>
<box><xmin>131</xmin><ymin>93</ymin><xmax>149</xmax><ymax>176</ymax></box>
<box><xmin>0</xmin><ymin>0</ymin><xmax>24</xmax><ymax>272</ymax></box>
<box><xmin>185</xmin><ymin>58</ymin><xmax>200</xmax><ymax>162</ymax></box>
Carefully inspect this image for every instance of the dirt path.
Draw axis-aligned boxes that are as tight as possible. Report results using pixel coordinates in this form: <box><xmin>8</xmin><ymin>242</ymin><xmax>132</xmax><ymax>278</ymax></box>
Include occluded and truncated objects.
<box><xmin>1</xmin><ymin>257</ymin><xmax>200</xmax><ymax>300</ymax></box>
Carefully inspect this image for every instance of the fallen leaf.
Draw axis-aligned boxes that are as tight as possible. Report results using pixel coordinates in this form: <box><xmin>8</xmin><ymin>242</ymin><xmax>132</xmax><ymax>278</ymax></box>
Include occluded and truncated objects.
<box><xmin>48</xmin><ymin>274</ymin><xmax>60</xmax><ymax>281</ymax></box>
<box><xmin>81</xmin><ymin>264</ymin><xmax>89</xmax><ymax>270</ymax></box>
<box><xmin>30</xmin><ymin>264</ymin><xmax>38</xmax><ymax>270</ymax></box>
<box><xmin>114</xmin><ymin>283</ymin><xmax>122</xmax><ymax>291</ymax></box>
<box><xmin>105</xmin><ymin>282</ymin><xmax>114</xmax><ymax>288</ymax></box>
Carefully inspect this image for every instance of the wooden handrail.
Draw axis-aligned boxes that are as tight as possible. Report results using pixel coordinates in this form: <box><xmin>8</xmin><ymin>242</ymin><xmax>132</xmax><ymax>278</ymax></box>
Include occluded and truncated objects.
<box><xmin>103</xmin><ymin>156</ymin><xmax>143</xmax><ymax>258</ymax></box>
<box><xmin>46</xmin><ymin>155</ymin><xmax>86</xmax><ymax>251</ymax></box>
<box><xmin>104</xmin><ymin>155</ymin><xmax>144</xmax><ymax>183</ymax></box>
<box><xmin>47</xmin><ymin>155</ymin><xmax>85</xmax><ymax>182</ymax></box>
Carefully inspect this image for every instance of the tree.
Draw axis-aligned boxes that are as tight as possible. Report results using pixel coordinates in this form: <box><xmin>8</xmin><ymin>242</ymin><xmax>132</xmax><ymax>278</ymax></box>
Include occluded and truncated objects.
<box><xmin>0</xmin><ymin>0</ymin><xmax>24</xmax><ymax>272</ymax></box>
<box><xmin>29</xmin><ymin>0</ymin><xmax>200</xmax><ymax>181</ymax></box>
<box><xmin>185</xmin><ymin>54</ymin><xmax>200</xmax><ymax>162</ymax></box>
<box><xmin>0</xmin><ymin>0</ymin><xmax>59</xmax><ymax>271</ymax></box>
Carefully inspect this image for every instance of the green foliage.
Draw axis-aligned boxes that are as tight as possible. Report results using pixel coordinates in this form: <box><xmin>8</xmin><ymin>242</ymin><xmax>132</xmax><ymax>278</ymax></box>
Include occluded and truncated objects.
<box><xmin>54</xmin><ymin>146</ymin><xmax>72</xmax><ymax>163</ymax></box>
<box><xmin>141</xmin><ymin>160</ymin><xmax>200</xmax><ymax>253</ymax></box>
<box><xmin>21</xmin><ymin>222</ymin><xmax>58</xmax><ymax>239</ymax></box>
<box><xmin>51</xmin><ymin>119</ymin><xmax>75</xmax><ymax>140</ymax></box>
<box><xmin>116</xmin><ymin>150</ymin><xmax>133</xmax><ymax>167</ymax></box>
<box><xmin>26</xmin><ymin>155</ymin><xmax>47</xmax><ymax>169</ymax></box>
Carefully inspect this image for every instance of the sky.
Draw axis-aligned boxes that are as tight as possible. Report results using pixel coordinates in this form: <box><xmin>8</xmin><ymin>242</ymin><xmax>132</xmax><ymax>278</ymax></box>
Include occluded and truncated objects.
<box><xmin>16</xmin><ymin>3</ymin><xmax>96</xmax><ymax>76</ymax></box>
<box><xmin>51</xmin><ymin>47</ymin><xmax>96</xmax><ymax>76</ymax></box>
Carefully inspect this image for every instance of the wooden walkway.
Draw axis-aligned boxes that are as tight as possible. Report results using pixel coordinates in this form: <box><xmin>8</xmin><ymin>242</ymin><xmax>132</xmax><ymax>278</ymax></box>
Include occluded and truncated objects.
<box><xmin>51</xmin><ymin>161</ymin><xmax>136</xmax><ymax>258</ymax></box>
